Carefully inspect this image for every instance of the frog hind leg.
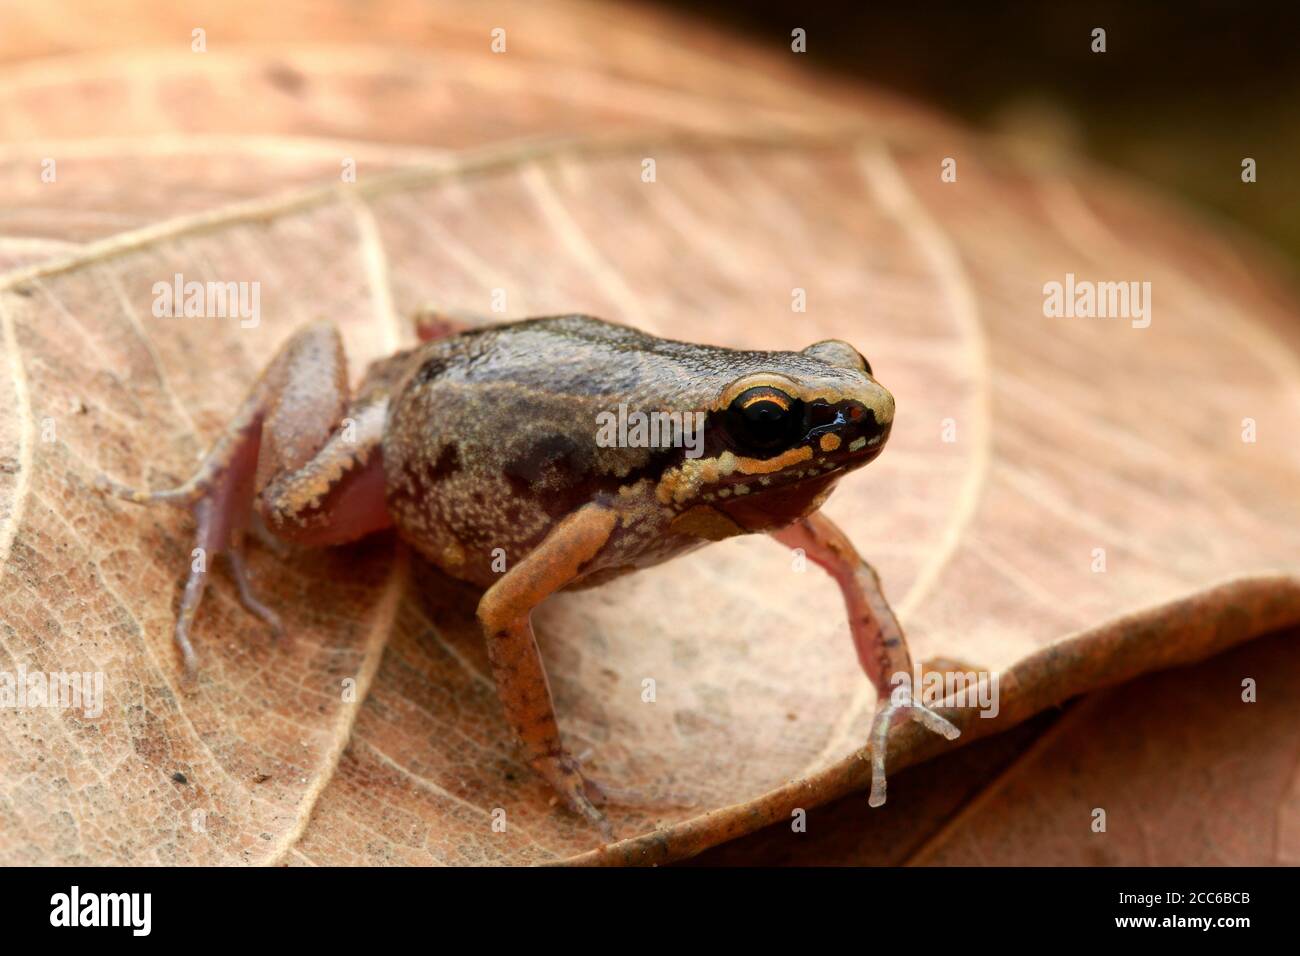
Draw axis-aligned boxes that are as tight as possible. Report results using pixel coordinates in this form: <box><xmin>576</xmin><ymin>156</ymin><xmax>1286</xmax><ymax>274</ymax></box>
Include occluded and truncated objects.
<box><xmin>773</xmin><ymin>511</ymin><xmax>961</xmax><ymax>807</ymax></box>
<box><xmin>476</xmin><ymin>503</ymin><xmax>622</xmax><ymax>838</ymax></box>
<box><xmin>96</xmin><ymin>321</ymin><xmax>393</xmax><ymax>672</ymax></box>
<box><xmin>411</xmin><ymin>306</ymin><xmax>483</xmax><ymax>342</ymax></box>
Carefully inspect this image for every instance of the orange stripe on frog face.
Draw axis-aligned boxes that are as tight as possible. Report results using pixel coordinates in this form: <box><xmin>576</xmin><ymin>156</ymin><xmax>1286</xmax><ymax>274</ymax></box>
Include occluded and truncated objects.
<box><xmin>733</xmin><ymin>444</ymin><xmax>813</xmax><ymax>475</ymax></box>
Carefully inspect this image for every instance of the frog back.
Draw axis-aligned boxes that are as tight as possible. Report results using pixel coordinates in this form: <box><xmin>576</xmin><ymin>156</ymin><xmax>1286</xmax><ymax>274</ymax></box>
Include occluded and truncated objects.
<box><xmin>382</xmin><ymin>316</ymin><xmax>703</xmax><ymax>585</ymax></box>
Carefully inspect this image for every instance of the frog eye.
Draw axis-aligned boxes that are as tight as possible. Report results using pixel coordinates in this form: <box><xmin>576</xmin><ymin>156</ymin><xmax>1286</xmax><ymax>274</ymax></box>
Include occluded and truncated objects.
<box><xmin>727</xmin><ymin>386</ymin><xmax>802</xmax><ymax>451</ymax></box>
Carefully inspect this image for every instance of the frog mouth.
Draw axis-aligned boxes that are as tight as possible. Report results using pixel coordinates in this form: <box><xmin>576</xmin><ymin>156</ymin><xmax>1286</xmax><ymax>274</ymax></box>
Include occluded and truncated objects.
<box><xmin>691</xmin><ymin>424</ymin><xmax>889</xmax><ymax>531</ymax></box>
<box><xmin>708</xmin><ymin>459</ymin><xmax>847</xmax><ymax>531</ymax></box>
<box><xmin>710</xmin><ymin>423</ymin><xmax>889</xmax><ymax>498</ymax></box>
<box><xmin>831</xmin><ymin>428</ymin><xmax>890</xmax><ymax>465</ymax></box>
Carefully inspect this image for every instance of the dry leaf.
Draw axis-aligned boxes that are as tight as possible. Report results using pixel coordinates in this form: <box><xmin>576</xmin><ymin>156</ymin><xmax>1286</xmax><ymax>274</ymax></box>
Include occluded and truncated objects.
<box><xmin>700</xmin><ymin>627</ymin><xmax>1300</xmax><ymax>866</ymax></box>
<box><xmin>1</xmin><ymin>0</ymin><xmax>1298</xmax><ymax>866</ymax></box>
<box><xmin>908</xmin><ymin>630</ymin><xmax>1300</xmax><ymax>866</ymax></box>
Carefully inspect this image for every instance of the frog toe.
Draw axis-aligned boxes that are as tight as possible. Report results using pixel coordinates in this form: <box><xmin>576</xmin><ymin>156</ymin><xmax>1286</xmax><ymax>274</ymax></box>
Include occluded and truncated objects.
<box><xmin>865</xmin><ymin>695</ymin><xmax>962</xmax><ymax>808</ymax></box>
<box><xmin>227</xmin><ymin>548</ymin><xmax>284</xmax><ymax>637</ymax></box>
<box><xmin>530</xmin><ymin>751</ymin><xmax>614</xmax><ymax>839</ymax></box>
<box><xmin>910</xmin><ymin>702</ymin><xmax>961</xmax><ymax>740</ymax></box>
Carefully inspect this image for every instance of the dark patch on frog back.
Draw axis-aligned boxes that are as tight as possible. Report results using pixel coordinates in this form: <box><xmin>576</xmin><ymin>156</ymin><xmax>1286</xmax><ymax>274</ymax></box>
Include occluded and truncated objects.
<box><xmin>503</xmin><ymin>432</ymin><xmax>597</xmax><ymax>519</ymax></box>
<box><xmin>428</xmin><ymin>442</ymin><xmax>461</xmax><ymax>480</ymax></box>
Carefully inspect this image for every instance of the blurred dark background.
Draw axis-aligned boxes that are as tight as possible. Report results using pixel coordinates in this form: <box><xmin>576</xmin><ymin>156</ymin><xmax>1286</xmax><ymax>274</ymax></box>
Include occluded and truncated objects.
<box><xmin>664</xmin><ymin>0</ymin><xmax>1300</xmax><ymax>265</ymax></box>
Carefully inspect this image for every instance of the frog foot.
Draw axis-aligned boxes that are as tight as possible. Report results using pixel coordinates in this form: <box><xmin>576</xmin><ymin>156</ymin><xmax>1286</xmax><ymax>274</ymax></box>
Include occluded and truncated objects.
<box><xmin>96</xmin><ymin>471</ymin><xmax>283</xmax><ymax>675</ymax></box>
<box><xmin>866</xmin><ymin>695</ymin><xmax>961</xmax><ymax>808</ymax></box>
<box><xmin>530</xmin><ymin>750</ymin><xmax>614</xmax><ymax>841</ymax></box>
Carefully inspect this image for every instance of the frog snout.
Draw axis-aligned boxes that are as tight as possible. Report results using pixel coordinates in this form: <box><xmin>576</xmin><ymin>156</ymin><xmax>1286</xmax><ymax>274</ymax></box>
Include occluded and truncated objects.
<box><xmin>866</xmin><ymin>387</ymin><xmax>894</xmax><ymax>428</ymax></box>
<box><xmin>848</xmin><ymin>384</ymin><xmax>893</xmax><ymax>450</ymax></box>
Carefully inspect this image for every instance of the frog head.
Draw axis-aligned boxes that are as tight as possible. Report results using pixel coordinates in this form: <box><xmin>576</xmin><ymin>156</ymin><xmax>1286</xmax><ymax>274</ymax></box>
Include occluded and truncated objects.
<box><xmin>657</xmin><ymin>338</ymin><xmax>894</xmax><ymax>534</ymax></box>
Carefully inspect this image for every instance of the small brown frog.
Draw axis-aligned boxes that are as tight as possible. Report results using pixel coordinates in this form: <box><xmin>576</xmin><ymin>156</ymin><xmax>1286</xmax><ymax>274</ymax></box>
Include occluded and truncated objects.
<box><xmin>98</xmin><ymin>313</ymin><xmax>958</xmax><ymax>835</ymax></box>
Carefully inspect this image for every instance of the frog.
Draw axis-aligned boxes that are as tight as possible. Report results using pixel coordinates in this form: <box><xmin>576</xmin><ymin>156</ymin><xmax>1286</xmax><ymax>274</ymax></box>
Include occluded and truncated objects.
<box><xmin>96</xmin><ymin>312</ymin><xmax>960</xmax><ymax>836</ymax></box>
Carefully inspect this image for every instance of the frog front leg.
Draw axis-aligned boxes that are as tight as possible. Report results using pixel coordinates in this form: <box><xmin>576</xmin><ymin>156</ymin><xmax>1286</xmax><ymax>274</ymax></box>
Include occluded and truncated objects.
<box><xmin>96</xmin><ymin>321</ymin><xmax>396</xmax><ymax>672</ymax></box>
<box><xmin>476</xmin><ymin>504</ymin><xmax>620</xmax><ymax>836</ymax></box>
<box><xmin>774</xmin><ymin>510</ymin><xmax>960</xmax><ymax>806</ymax></box>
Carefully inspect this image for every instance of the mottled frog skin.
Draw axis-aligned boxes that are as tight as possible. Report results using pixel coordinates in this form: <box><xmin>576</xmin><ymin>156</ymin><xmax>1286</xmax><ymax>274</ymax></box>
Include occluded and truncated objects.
<box><xmin>383</xmin><ymin>315</ymin><xmax>894</xmax><ymax>589</ymax></box>
<box><xmin>98</xmin><ymin>312</ymin><xmax>957</xmax><ymax>837</ymax></box>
